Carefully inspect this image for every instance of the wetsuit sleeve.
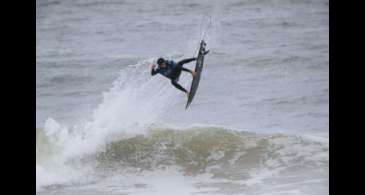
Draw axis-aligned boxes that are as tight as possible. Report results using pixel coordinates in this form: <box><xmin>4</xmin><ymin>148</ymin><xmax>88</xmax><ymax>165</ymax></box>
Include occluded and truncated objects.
<box><xmin>151</xmin><ymin>68</ymin><xmax>158</xmax><ymax>76</ymax></box>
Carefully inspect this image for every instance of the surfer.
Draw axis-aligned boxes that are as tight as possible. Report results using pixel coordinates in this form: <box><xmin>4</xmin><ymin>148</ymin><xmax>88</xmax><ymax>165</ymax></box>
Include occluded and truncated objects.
<box><xmin>150</xmin><ymin>52</ymin><xmax>208</xmax><ymax>96</ymax></box>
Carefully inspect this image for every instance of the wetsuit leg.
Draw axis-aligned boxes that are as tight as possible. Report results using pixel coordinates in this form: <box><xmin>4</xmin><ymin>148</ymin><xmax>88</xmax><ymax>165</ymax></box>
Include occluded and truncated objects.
<box><xmin>170</xmin><ymin>66</ymin><xmax>193</xmax><ymax>80</ymax></box>
<box><xmin>170</xmin><ymin>67</ymin><xmax>183</xmax><ymax>80</ymax></box>
<box><xmin>176</xmin><ymin>57</ymin><xmax>197</xmax><ymax>67</ymax></box>
<box><xmin>171</xmin><ymin>79</ymin><xmax>188</xmax><ymax>93</ymax></box>
<box><xmin>170</xmin><ymin>58</ymin><xmax>196</xmax><ymax>80</ymax></box>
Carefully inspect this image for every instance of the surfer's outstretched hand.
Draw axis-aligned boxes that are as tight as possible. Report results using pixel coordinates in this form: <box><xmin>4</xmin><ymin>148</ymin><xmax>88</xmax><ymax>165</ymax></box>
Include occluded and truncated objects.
<box><xmin>150</xmin><ymin>64</ymin><xmax>156</xmax><ymax>69</ymax></box>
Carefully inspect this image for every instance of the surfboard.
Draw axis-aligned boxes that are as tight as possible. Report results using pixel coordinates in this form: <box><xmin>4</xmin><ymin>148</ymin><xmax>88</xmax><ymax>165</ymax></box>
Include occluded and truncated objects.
<box><xmin>186</xmin><ymin>40</ymin><xmax>207</xmax><ymax>109</ymax></box>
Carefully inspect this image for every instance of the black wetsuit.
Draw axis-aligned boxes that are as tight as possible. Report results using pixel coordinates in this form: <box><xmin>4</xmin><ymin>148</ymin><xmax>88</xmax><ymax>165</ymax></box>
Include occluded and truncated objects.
<box><xmin>151</xmin><ymin>57</ymin><xmax>196</xmax><ymax>93</ymax></box>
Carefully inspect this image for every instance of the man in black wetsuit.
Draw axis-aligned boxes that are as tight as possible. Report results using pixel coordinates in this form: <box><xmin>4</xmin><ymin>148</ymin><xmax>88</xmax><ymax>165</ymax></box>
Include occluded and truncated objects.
<box><xmin>150</xmin><ymin>52</ymin><xmax>208</xmax><ymax>97</ymax></box>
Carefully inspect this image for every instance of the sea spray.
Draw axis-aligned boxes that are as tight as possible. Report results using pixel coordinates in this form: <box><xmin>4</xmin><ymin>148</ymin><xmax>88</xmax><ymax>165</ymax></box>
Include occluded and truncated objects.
<box><xmin>37</xmin><ymin>58</ymin><xmax>182</xmax><ymax>190</ymax></box>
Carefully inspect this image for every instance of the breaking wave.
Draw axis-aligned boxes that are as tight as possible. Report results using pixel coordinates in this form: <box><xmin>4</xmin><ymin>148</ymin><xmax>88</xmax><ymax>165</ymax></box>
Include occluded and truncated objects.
<box><xmin>37</xmin><ymin>125</ymin><xmax>328</xmax><ymax>190</ymax></box>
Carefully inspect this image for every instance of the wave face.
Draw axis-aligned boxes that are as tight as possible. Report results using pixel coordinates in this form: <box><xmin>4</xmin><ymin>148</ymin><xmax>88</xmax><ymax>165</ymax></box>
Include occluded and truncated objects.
<box><xmin>95</xmin><ymin>127</ymin><xmax>328</xmax><ymax>177</ymax></box>
<box><xmin>37</xmin><ymin>125</ymin><xmax>328</xmax><ymax>194</ymax></box>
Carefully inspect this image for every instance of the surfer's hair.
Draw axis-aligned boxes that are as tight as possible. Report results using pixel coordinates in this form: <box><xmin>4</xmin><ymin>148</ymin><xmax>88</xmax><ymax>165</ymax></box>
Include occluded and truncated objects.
<box><xmin>157</xmin><ymin>58</ymin><xmax>165</xmax><ymax>66</ymax></box>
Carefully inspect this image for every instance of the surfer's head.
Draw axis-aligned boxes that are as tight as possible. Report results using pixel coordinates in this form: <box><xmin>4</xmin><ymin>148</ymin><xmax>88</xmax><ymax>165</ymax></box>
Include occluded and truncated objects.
<box><xmin>157</xmin><ymin>57</ymin><xmax>166</xmax><ymax>67</ymax></box>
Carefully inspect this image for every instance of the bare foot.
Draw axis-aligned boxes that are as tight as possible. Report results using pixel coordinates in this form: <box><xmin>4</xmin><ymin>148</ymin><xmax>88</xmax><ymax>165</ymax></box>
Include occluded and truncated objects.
<box><xmin>191</xmin><ymin>71</ymin><xmax>197</xmax><ymax>77</ymax></box>
<box><xmin>187</xmin><ymin>91</ymin><xmax>190</xmax><ymax>97</ymax></box>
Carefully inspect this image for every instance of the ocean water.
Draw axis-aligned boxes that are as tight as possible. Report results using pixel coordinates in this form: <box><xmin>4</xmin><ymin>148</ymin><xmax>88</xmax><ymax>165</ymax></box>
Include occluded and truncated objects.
<box><xmin>36</xmin><ymin>0</ymin><xmax>329</xmax><ymax>194</ymax></box>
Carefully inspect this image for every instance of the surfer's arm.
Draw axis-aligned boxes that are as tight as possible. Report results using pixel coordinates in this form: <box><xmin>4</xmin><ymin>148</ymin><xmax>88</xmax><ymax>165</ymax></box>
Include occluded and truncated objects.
<box><xmin>151</xmin><ymin>68</ymin><xmax>158</xmax><ymax>76</ymax></box>
<box><xmin>150</xmin><ymin>64</ymin><xmax>158</xmax><ymax>76</ymax></box>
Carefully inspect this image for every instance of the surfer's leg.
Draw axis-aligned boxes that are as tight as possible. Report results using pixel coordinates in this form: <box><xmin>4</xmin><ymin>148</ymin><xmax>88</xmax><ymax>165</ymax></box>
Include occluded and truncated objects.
<box><xmin>177</xmin><ymin>57</ymin><xmax>197</xmax><ymax>67</ymax></box>
<box><xmin>181</xmin><ymin>67</ymin><xmax>196</xmax><ymax>77</ymax></box>
<box><xmin>171</xmin><ymin>79</ymin><xmax>188</xmax><ymax>94</ymax></box>
<box><xmin>170</xmin><ymin>67</ymin><xmax>183</xmax><ymax>80</ymax></box>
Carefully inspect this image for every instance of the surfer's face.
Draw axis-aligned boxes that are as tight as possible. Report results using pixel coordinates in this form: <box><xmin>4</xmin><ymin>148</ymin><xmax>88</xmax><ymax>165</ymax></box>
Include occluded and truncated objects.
<box><xmin>160</xmin><ymin>62</ymin><xmax>166</xmax><ymax>68</ymax></box>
